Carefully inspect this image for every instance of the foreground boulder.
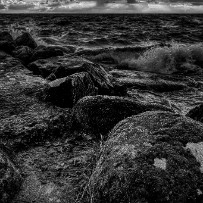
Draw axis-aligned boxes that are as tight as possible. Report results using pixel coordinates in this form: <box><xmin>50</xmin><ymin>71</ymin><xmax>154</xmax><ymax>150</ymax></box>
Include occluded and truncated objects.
<box><xmin>0</xmin><ymin>51</ymin><xmax>71</xmax><ymax>150</ymax></box>
<box><xmin>0</xmin><ymin>148</ymin><xmax>22</xmax><ymax>203</ymax></box>
<box><xmin>31</xmin><ymin>45</ymin><xmax>64</xmax><ymax>62</ymax></box>
<box><xmin>72</xmin><ymin>96</ymin><xmax>172</xmax><ymax>136</ymax></box>
<box><xmin>0</xmin><ymin>31</ymin><xmax>16</xmax><ymax>54</ymax></box>
<box><xmin>186</xmin><ymin>104</ymin><xmax>203</xmax><ymax>123</ymax></box>
<box><xmin>15</xmin><ymin>32</ymin><xmax>37</xmax><ymax>49</ymax></box>
<box><xmin>90</xmin><ymin>111</ymin><xmax>203</xmax><ymax>203</ymax></box>
<box><xmin>44</xmin><ymin>72</ymin><xmax>98</xmax><ymax>107</ymax></box>
<box><xmin>13</xmin><ymin>46</ymin><xmax>34</xmax><ymax>64</ymax></box>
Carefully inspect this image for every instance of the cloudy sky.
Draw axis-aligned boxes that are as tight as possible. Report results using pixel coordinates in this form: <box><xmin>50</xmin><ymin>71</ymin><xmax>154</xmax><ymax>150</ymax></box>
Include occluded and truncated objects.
<box><xmin>0</xmin><ymin>0</ymin><xmax>202</xmax><ymax>13</ymax></box>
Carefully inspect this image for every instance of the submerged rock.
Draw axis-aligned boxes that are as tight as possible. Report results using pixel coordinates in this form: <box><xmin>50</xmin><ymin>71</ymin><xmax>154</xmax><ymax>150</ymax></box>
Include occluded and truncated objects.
<box><xmin>0</xmin><ymin>148</ymin><xmax>22</xmax><ymax>203</ymax></box>
<box><xmin>186</xmin><ymin>104</ymin><xmax>203</xmax><ymax>123</ymax></box>
<box><xmin>0</xmin><ymin>31</ymin><xmax>16</xmax><ymax>54</ymax></box>
<box><xmin>72</xmin><ymin>96</ymin><xmax>172</xmax><ymax>136</ymax></box>
<box><xmin>44</xmin><ymin>72</ymin><xmax>98</xmax><ymax>107</ymax></box>
<box><xmin>0</xmin><ymin>52</ymin><xmax>71</xmax><ymax>150</ymax></box>
<box><xmin>15</xmin><ymin>32</ymin><xmax>37</xmax><ymax>49</ymax></box>
<box><xmin>13</xmin><ymin>46</ymin><xmax>34</xmax><ymax>64</ymax></box>
<box><xmin>90</xmin><ymin>111</ymin><xmax>203</xmax><ymax>203</ymax></box>
<box><xmin>31</xmin><ymin>45</ymin><xmax>64</xmax><ymax>61</ymax></box>
<box><xmin>111</xmin><ymin>69</ymin><xmax>187</xmax><ymax>92</ymax></box>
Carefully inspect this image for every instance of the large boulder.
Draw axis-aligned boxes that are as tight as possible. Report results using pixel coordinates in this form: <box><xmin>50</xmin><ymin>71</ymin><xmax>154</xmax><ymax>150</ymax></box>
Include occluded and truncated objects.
<box><xmin>72</xmin><ymin>96</ymin><xmax>172</xmax><ymax>136</ymax></box>
<box><xmin>13</xmin><ymin>46</ymin><xmax>34</xmax><ymax>64</ymax></box>
<box><xmin>15</xmin><ymin>32</ymin><xmax>37</xmax><ymax>49</ymax></box>
<box><xmin>0</xmin><ymin>148</ymin><xmax>22</xmax><ymax>203</ymax></box>
<box><xmin>0</xmin><ymin>31</ymin><xmax>16</xmax><ymax>54</ymax></box>
<box><xmin>44</xmin><ymin>72</ymin><xmax>98</xmax><ymax>108</ymax></box>
<box><xmin>89</xmin><ymin>111</ymin><xmax>203</xmax><ymax>203</ymax></box>
<box><xmin>31</xmin><ymin>45</ymin><xmax>64</xmax><ymax>61</ymax></box>
<box><xmin>0</xmin><ymin>51</ymin><xmax>71</xmax><ymax>151</ymax></box>
<box><xmin>186</xmin><ymin>104</ymin><xmax>203</xmax><ymax>123</ymax></box>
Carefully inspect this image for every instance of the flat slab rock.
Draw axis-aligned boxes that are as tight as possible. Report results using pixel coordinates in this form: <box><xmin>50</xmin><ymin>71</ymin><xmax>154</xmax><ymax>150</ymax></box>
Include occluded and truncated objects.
<box><xmin>90</xmin><ymin>111</ymin><xmax>203</xmax><ymax>203</ymax></box>
<box><xmin>0</xmin><ymin>51</ymin><xmax>71</xmax><ymax>150</ymax></box>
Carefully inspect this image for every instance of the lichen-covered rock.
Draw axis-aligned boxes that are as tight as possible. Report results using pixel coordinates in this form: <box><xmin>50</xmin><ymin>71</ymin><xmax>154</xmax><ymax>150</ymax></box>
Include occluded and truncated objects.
<box><xmin>0</xmin><ymin>148</ymin><xmax>22</xmax><ymax>203</ymax></box>
<box><xmin>111</xmin><ymin>111</ymin><xmax>203</xmax><ymax>145</ymax></box>
<box><xmin>0</xmin><ymin>31</ymin><xmax>16</xmax><ymax>54</ymax></box>
<box><xmin>89</xmin><ymin>111</ymin><xmax>203</xmax><ymax>203</ymax></box>
<box><xmin>186</xmin><ymin>104</ymin><xmax>203</xmax><ymax>123</ymax></box>
<box><xmin>44</xmin><ymin>72</ymin><xmax>98</xmax><ymax>108</ymax></box>
<box><xmin>0</xmin><ymin>52</ymin><xmax>71</xmax><ymax>150</ymax></box>
<box><xmin>15</xmin><ymin>32</ymin><xmax>37</xmax><ymax>49</ymax></box>
<box><xmin>31</xmin><ymin>45</ymin><xmax>64</xmax><ymax>61</ymax></box>
<box><xmin>72</xmin><ymin>96</ymin><xmax>172</xmax><ymax>136</ymax></box>
<box><xmin>13</xmin><ymin>46</ymin><xmax>34</xmax><ymax>64</ymax></box>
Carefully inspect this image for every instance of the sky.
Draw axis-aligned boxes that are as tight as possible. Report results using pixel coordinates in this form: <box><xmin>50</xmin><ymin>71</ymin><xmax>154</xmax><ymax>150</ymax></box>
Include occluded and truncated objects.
<box><xmin>0</xmin><ymin>0</ymin><xmax>203</xmax><ymax>13</ymax></box>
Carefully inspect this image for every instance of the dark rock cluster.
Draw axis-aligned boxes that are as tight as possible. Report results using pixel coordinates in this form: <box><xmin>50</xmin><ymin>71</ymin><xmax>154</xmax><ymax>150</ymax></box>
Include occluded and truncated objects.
<box><xmin>0</xmin><ymin>31</ymin><xmax>203</xmax><ymax>203</ymax></box>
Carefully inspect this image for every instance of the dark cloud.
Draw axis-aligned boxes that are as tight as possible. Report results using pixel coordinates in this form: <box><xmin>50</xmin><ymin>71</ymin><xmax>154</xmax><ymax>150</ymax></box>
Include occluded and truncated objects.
<box><xmin>0</xmin><ymin>4</ymin><xmax>5</xmax><ymax>9</ymax></box>
<box><xmin>8</xmin><ymin>3</ymin><xmax>35</xmax><ymax>10</ymax></box>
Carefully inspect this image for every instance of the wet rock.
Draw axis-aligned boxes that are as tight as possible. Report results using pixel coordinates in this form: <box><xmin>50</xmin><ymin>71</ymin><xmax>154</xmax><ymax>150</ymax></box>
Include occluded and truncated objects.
<box><xmin>89</xmin><ymin>111</ymin><xmax>203</xmax><ymax>203</ymax></box>
<box><xmin>0</xmin><ymin>52</ymin><xmax>71</xmax><ymax>150</ymax></box>
<box><xmin>27</xmin><ymin>56</ymin><xmax>84</xmax><ymax>79</ymax></box>
<box><xmin>44</xmin><ymin>72</ymin><xmax>98</xmax><ymax>108</ymax></box>
<box><xmin>0</xmin><ymin>148</ymin><xmax>22</xmax><ymax>203</ymax></box>
<box><xmin>31</xmin><ymin>45</ymin><xmax>64</xmax><ymax>61</ymax></box>
<box><xmin>27</xmin><ymin>58</ymin><xmax>58</xmax><ymax>78</ymax></box>
<box><xmin>82</xmin><ymin>62</ymin><xmax>114</xmax><ymax>95</ymax></box>
<box><xmin>72</xmin><ymin>96</ymin><xmax>172</xmax><ymax>136</ymax></box>
<box><xmin>0</xmin><ymin>31</ymin><xmax>16</xmax><ymax>54</ymax></box>
<box><xmin>186</xmin><ymin>104</ymin><xmax>203</xmax><ymax>123</ymax></box>
<box><xmin>28</xmin><ymin>57</ymin><xmax>115</xmax><ymax>94</ymax></box>
<box><xmin>15</xmin><ymin>32</ymin><xmax>37</xmax><ymax>49</ymax></box>
<box><xmin>13</xmin><ymin>46</ymin><xmax>34</xmax><ymax>64</ymax></box>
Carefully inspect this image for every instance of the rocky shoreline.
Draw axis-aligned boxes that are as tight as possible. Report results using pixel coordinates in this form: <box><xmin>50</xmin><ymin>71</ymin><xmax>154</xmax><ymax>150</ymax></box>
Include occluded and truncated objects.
<box><xmin>1</xmin><ymin>31</ymin><xmax>203</xmax><ymax>203</ymax></box>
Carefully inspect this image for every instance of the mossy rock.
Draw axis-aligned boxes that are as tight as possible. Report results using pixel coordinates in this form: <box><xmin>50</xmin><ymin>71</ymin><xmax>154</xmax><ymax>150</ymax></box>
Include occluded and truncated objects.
<box><xmin>72</xmin><ymin>96</ymin><xmax>172</xmax><ymax>137</ymax></box>
<box><xmin>90</xmin><ymin>111</ymin><xmax>203</xmax><ymax>203</ymax></box>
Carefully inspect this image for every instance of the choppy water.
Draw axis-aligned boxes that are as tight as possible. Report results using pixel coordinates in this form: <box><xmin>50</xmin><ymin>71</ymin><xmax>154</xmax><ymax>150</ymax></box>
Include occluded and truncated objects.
<box><xmin>0</xmin><ymin>14</ymin><xmax>203</xmax><ymax>50</ymax></box>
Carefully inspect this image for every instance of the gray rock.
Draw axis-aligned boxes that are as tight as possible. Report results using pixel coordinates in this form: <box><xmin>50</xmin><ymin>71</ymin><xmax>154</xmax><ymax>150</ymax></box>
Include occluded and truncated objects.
<box><xmin>31</xmin><ymin>45</ymin><xmax>64</xmax><ymax>61</ymax></box>
<box><xmin>0</xmin><ymin>148</ymin><xmax>22</xmax><ymax>203</ymax></box>
<box><xmin>15</xmin><ymin>32</ymin><xmax>37</xmax><ymax>49</ymax></box>
<box><xmin>0</xmin><ymin>31</ymin><xmax>16</xmax><ymax>54</ymax></box>
<box><xmin>72</xmin><ymin>96</ymin><xmax>172</xmax><ymax>136</ymax></box>
<box><xmin>44</xmin><ymin>72</ymin><xmax>98</xmax><ymax>108</ymax></box>
<box><xmin>89</xmin><ymin>111</ymin><xmax>203</xmax><ymax>203</ymax></box>
<box><xmin>0</xmin><ymin>52</ymin><xmax>71</xmax><ymax>151</ymax></box>
<box><xmin>13</xmin><ymin>46</ymin><xmax>34</xmax><ymax>64</ymax></box>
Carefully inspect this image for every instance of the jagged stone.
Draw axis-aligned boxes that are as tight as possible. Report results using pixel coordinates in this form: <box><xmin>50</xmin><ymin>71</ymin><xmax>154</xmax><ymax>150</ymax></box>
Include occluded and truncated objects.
<box><xmin>44</xmin><ymin>72</ymin><xmax>98</xmax><ymax>108</ymax></box>
<box><xmin>13</xmin><ymin>46</ymin><xmax>34</xmax><ymax>64</ymax></box>
<box><xmin>15</xmin><ymin>32</ymin><xmax>37</xmax><ymax>49</ymax></box>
